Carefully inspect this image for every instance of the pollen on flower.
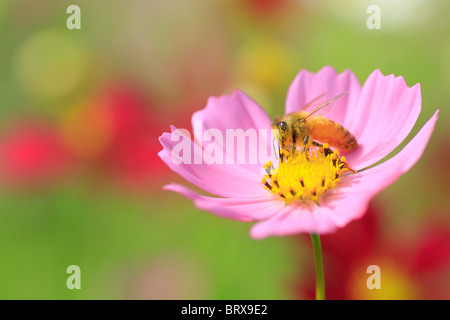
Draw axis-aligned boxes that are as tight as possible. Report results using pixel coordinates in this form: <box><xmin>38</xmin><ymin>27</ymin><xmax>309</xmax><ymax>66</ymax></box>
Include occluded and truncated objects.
<box><xmin>262</xmin><ymin>144</ymin><xmax>352</xmax><ymax>204</ymax></box>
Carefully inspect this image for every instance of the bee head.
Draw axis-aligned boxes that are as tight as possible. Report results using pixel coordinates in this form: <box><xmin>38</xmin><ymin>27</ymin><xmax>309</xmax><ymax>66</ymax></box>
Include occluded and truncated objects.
<box><xmin>277</xmin><ymin>121</ymin><xmax>288</xmax><ymax>133</ymax></box>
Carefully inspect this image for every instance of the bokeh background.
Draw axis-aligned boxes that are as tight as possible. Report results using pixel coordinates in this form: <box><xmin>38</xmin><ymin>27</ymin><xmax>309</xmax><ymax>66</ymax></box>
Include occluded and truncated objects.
<box><xmin>0</xmin><ymin>0</ymin><xmax>449</xmax><ymax>299</ymax></box>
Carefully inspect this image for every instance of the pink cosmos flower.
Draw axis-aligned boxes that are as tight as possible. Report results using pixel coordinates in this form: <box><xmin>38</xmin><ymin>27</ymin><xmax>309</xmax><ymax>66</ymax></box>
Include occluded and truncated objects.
<box><xmin>158</xmin><ymin>66</ymin><xmax>439</xmax><ymax>239</ymax></box>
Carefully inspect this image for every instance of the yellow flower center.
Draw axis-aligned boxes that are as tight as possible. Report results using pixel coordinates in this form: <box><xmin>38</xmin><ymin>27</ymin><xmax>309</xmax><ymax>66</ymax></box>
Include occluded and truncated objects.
<box><xmin>262</xmin><ymin>144</ymin><xmax>353</xmax><ymax>204</ymax></box>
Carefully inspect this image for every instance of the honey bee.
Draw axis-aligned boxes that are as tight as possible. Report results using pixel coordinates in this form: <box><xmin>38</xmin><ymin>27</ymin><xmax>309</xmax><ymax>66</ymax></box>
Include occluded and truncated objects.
<box><xmin>272</xmin><ymin>92</ymin><xmax>358</xmax><ymax>158</ymax></box>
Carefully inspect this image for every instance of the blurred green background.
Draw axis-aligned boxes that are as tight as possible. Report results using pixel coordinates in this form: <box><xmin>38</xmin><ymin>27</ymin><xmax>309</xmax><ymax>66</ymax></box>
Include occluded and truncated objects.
<box><xmin>0</xmin><ymin>0</ymin><xmax>448</xmax><ymax>299</ymax></box>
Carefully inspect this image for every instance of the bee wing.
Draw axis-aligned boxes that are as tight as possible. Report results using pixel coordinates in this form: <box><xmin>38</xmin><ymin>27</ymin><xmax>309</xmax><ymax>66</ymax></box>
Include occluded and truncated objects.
<box><xmin>302</xmin><ymin>91</ymin><xmax>348</xmax><ymax>119</ymax></box>
<box><xmin>302</xmin><ymin>93</ymin><xmax>331</xmax><ymax>116</ymax></box>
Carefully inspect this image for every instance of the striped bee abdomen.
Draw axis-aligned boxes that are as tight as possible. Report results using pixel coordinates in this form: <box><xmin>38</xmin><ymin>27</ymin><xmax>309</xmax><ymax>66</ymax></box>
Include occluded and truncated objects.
<box><xmin>308</xmin><ymin>116</ymin><xmax>358</xmax><ymax>151</ymax></box>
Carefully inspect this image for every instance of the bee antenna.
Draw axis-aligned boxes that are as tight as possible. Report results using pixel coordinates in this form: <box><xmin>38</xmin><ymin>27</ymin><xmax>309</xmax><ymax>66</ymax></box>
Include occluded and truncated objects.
<box><xmin>299</xmin><ymin>91</ymin><xmax>349</xmax><ymax>122</ymax></box>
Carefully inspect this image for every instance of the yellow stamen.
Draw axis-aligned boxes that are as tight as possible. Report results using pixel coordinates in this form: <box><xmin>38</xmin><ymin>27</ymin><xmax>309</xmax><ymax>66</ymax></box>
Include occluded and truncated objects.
<box><xmin>262</xmin><ymin>146</ymin><xmax>351</xmax><ymax>204</ymax></box>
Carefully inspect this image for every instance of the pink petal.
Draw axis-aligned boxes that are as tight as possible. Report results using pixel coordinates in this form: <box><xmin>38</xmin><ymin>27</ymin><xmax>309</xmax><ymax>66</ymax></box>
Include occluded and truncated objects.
<box><xmin>346</xmin><ymin>70</ymin><xmax>422</xmax><ymax>169</ymax></box>
<box><xmin>285</xmin><ymin>66</ymin><xmax>362</xmax><ymax>129</ymax></box>
<box><xmin>250</xmin><ymin>204</ymin><xmax>338</xmax><ymax>240</ymax></box>
<box><xmin>158</xmin><ymin>128</ymin><xmax>266</xmax><ymax>198</ymax></box>
<box><xmin>193</xmin><ymin>90</ymin><xmax>272</xmax><ymax>133</ymax></box>
<box><xmin>164</xmin><ymin>183</ymin><xmax>284</xmax><ymax>222</ymax></box>
<box><xmin>342</xmin><ymin>110</ymin><xmax>438</xmax><ymax>193</ymax></box>
<box><xmin>192</xmin><ymin>90</ymin><xmax>275</xmax><ymax>173</ymax></box>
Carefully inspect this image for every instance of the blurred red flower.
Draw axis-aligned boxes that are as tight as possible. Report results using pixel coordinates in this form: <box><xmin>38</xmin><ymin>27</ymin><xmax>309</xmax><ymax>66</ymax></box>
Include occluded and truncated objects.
<box><xmin>0</xmin><ymin>121</ymin><xmax>72</xmax><ymax>188</ymax></box>
<box><xmin>59</xmin><ymin>83</ymin><xmax>181</xmax><ymax>190</ymax></box>
<box><xmin>96</xmin><ymin>84</ymin><xmax>169</xmax><ymax>187</ymax></box>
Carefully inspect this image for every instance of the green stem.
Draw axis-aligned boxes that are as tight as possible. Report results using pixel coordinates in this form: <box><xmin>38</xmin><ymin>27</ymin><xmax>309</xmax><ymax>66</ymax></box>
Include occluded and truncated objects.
<box><xmin>310</xmin><ymin>233</ymin><xmax>325</xmax><ymax>300</ymax></box>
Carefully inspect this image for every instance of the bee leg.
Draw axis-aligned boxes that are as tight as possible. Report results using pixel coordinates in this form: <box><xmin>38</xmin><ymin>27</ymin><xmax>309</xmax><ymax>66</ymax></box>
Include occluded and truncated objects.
<box><xmin>291</xmin><ymin>135</ymin><xmax>297</xmax><ymax>157</ymax></box>
<box><xmin>341</xmin><ymin>161</ymin><xmax>356</xmax><ymax>174</ymax></box>
<box><xmin>301</xmin><ymin>136</ymin><xmax>310</xmax><ymax>152</ymax></box>
<box><xmin>312</xmin><ymin>141</ymin><xmax>323</xmax><ymax>148</ymax></box>
<box><xmin>301</xmin><ymin>136</ymin><xmax>311</xmax><ymax>160</ymax></box>
<box><xmin>279</xmin><ymin>142</ymin><xmax>285</xmax><ymax>162</ymax></box>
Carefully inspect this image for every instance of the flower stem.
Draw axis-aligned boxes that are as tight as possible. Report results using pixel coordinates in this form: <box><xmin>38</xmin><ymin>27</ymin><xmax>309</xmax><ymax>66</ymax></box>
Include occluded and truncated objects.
<box><xmin>310</xmin><ymin>233</ymin><xmax>325</xmax><ymax>300</ymax></box>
